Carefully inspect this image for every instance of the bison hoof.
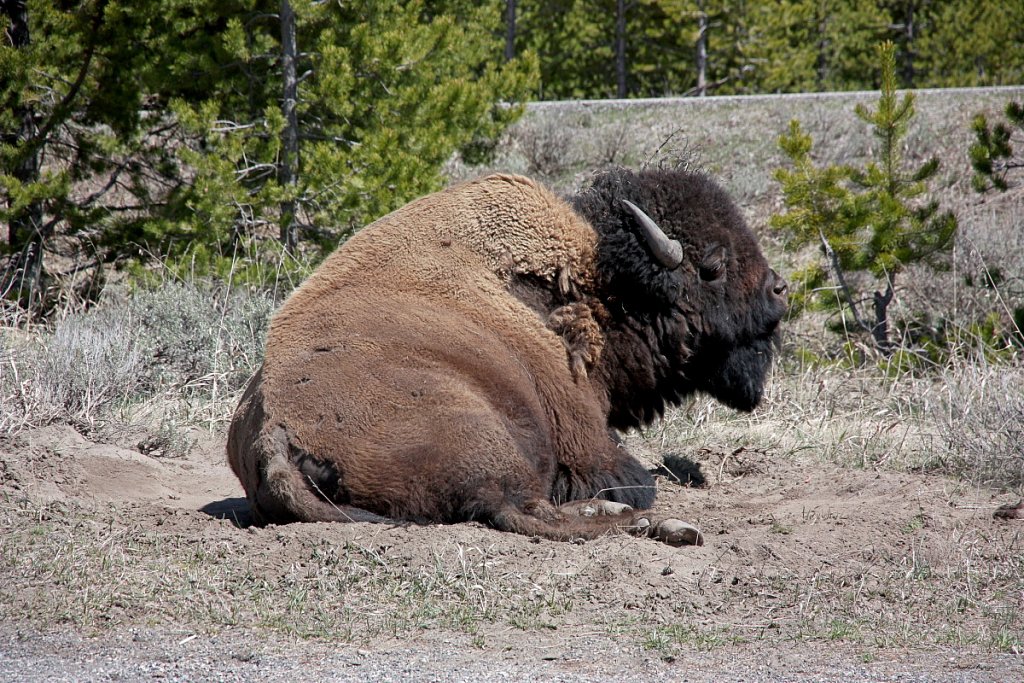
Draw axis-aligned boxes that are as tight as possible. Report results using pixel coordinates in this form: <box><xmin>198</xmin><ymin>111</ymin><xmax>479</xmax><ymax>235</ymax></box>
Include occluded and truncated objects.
<box><xmin>635</xmin><ymin>517</ymin><xmax>703</xmax><ymax>546</ymax></box>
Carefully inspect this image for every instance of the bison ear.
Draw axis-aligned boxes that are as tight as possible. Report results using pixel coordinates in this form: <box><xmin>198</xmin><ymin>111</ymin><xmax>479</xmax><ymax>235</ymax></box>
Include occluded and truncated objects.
<box><xmin>699</xmin><ymin>244</ymin><xmax>728</xmax><ymax>282</ymax></box>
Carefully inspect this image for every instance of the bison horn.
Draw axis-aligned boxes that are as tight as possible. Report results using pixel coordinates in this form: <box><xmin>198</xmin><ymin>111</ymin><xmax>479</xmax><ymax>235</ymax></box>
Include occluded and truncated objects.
<box><xmin>621</xmin><ymin>199</ymin><xmax>684</xmax><ymax>269</ymax></box>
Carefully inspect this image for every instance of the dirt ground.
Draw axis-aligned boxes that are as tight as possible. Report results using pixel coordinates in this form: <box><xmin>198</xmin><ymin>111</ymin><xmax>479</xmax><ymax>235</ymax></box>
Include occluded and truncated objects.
<box><xmin>1</xmin><ymin>424</ymin><xmax>1022</xmax><ymax>681</ymax></box>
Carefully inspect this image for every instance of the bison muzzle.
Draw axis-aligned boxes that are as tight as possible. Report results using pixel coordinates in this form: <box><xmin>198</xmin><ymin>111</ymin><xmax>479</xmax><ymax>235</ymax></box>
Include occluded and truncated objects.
<box><xmin>227</xmin><ymin>167</ymin><xmax>787</xmax><ymax>545</ymax></box>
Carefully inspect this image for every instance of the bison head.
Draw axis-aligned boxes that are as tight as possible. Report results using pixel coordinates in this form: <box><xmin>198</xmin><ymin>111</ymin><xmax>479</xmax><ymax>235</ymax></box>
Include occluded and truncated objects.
<box><xmin>573</xmin><ymin>167</ymin><xmax>787</xmax><ymax>428</ymax></box>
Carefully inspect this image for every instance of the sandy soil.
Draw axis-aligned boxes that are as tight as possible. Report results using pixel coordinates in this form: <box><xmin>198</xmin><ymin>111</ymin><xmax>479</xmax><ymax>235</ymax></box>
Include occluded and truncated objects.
<box><xmin>1</xmin><ymin>424</ymin><xmax>1022</xmax><ymax>681</ymax></box>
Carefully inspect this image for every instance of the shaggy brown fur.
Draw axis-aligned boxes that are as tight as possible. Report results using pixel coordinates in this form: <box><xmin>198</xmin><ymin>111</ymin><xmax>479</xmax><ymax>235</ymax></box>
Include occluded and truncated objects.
<box><xmin>227</xmin><ymin>169</ymin><xmax>786</xmax><ymax>545</ymax></box>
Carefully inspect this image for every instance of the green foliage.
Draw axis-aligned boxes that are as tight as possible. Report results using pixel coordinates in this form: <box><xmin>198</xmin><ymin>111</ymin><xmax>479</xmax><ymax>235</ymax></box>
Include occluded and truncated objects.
<box><xmin>137</xmin><ymin>0</ymin><xmax>538</xmax><ymax>272</ymax></box>
<box><xmin>633</xmin><ymin>0</ymin><xmax>758</xmax><ymax>96</ymax></box>
<box><xmin>161</xmin><ymin>0</ymin><xmax>536</xmax><ymax>266</ymax></box>
<box><xmin>1</xmin><ymin>0</ymin><xmax>536</xmax><ymax>308</ymax></box>
<box><xmin>970</xmin><ymin>101</ymin><xmax>1024</xmax><ymax>192</ymax></box>
<box><xmin>0</xmin><ymin>0</ymin><xmax>197</xmax><ymax>307</ymax></box>
<box><xmin>0</xmin><ymin>0</ymin><xmax>301</xmax><ymax>306</ymax></box>
<box><xmin>771</xmin><ymin>42</ymin><xmax>958</xmax><ymax>352</ymax></box>
<box><xmin>915</xmin><ymin>1</ymin><xmax>1024</xmax><ymax>88</ymax></box>
<box><xmin>507</xmin><ymin>0</ymin><xmax>1024</xmax><ymax>98</ymax></box>
<box><xmin>516</xmin><ymin>0</ymin><xmax>612</xmax><ymax>99</ymax></box>
<box><xmin>746</xmin><ymin>0</ymin><xmax>887</xmax><ymax>93</ymax></box>
<box><xmin>514</xmin><ymin>0</ymin><xmax>762</xmax><ymax>98</ymax></box>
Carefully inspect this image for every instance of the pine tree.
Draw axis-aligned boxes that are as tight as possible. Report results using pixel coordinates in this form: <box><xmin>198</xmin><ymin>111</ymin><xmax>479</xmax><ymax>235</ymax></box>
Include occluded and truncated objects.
<box><xmin>507</xmin><ymin>0</ymin><xmax>1024</xmax><ymax>98</ymax></box>
<box><xmin>637</xmin><ymin>0</ymin><xmax>757</xmax><ymax>97</ymax></box>
<box><xmin>516</xmin><ymin>0</ymin><xmax>613</xmax><ymax>99</ymax></box>
<box><xmin>771</xmin><ymin>41</ymin><xmax>957</xmax><ymax>353</ymax></box>
<box><xmin>0</xmin><ymin>0</ymin><xmax>221</xmax><ymax>311</ymax></box>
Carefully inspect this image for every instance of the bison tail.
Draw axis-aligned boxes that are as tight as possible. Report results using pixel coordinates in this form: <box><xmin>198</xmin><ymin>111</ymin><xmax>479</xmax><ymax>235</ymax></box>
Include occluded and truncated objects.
<box><xmin>252</xmin><ymin>449</ymin><xmax>388</xmax><ymax>526</ymax></box>
<box><xmin>226</xmin><ymin>372</ymin><xmax>383</xmax><ymax>525</ymax></box>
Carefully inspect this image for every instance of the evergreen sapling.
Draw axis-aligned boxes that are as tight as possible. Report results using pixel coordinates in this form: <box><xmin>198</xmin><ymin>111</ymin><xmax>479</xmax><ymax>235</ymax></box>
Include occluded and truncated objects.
<box><xmin>771</xmin><ymin>41</ymin><xmax>957</xmax><ymax>354</ymax></box>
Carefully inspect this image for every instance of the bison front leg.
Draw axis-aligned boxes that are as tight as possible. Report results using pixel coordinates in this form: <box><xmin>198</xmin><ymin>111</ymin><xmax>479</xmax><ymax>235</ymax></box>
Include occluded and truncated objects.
<box><xmin>559</xmin><ymin>499</ymin><xmax>634</xmax><ymax>517</ymax></box>
<box><xmin>492</xmin><ymin>498</ymin><xmax>703</xmax><ymax>546</ymax></box>
<box><xmin>560</xmin><ymin>500</ymin><xmax>704</xmax><ymax>546</ymax></box>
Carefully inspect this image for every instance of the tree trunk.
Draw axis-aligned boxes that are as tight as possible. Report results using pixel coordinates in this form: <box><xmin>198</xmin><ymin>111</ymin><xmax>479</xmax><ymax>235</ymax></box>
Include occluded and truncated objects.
<box><xmin>695</xmin><ymin>5</ymin><xmax>708</xmax><ymax>97</ymax></box>
<box><xmin>891</xmin><ymin>1</ymin><xmax>916</xmax><ymax>88</ymax></box>
<box><xmin>504</xmin><ymin>0</ymin><xmax>516</xmax><ymax>62</ymax></box>
<box><xmin>872</xmin><ymin>278</ymin><xmax>895</xmax><ymax>353</ymax></box>
<box><xmin>903</xmin><ymin>2</ymin><xmax>915</xmax><ymax>88</ymax></box>
<box><xmin>815</xmin><ymin>3</ymin><xmax>828</xmax><ymax>91</ymax></box>
<box><xmin>278</xmin><ymin>0</ymin><xmax>300</xmax><ymax>251</ymax></box>
<box><xmin>1</xmin><ymin>0</ymin><xmax>45</xmax><ymax>311</ymax></box>
<box><xmin>615</xmin><ymin>0</ymin><xmax>627</xmax><ymax>98</ymax></box>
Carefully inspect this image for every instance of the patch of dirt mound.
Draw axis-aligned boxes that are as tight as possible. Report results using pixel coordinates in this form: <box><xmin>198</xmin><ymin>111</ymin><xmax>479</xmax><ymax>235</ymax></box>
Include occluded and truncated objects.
<box><xmin>1</xmin><ymin>425</ymin><xmax>243</xmax><ymax>510</ymax></box>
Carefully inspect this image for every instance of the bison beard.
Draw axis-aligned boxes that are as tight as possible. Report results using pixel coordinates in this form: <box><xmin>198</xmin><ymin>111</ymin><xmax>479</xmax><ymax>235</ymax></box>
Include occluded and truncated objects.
<box><xmin>227</xmin><ymin>168</ymin><xmax>787</xmax><ymax>546</ymax></box>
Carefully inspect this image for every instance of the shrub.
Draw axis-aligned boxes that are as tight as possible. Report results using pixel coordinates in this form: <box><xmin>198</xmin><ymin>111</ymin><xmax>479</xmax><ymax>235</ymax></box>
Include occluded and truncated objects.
<box><xmin>0</xmin><ymin>280</ymin><xmax>275</xmax><ymax>436</ymax></box>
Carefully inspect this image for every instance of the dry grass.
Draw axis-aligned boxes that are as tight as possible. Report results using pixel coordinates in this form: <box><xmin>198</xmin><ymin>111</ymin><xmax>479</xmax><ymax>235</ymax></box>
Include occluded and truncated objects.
<box><xmin>0</xmin><ymin>498</ymin><xmax>581</xmax><ymax>643</ymax></box>
<box><xmin>636</xmin><ymin>343</ymin><xmax>1023</xmax><ymax>496</ymax></box>
<box><xmin>938</xmin><ymin>362</ymin><xmax>1024</xmax><ymax>490</ymax></box>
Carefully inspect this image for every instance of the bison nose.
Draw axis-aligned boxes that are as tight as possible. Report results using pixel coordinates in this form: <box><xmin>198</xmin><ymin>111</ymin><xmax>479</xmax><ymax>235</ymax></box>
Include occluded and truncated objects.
<box><xmin>770</xmin><ymin>269</ymin><xmax>788</xmax><ymax>298</ymax></box>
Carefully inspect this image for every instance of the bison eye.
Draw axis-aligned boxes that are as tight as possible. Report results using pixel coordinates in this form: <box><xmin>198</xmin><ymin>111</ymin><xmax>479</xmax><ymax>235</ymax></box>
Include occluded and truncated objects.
<box><xmin>699</xmin><ymin>245</ymin><xmax>728</xmax><ymax>282</ymax></box>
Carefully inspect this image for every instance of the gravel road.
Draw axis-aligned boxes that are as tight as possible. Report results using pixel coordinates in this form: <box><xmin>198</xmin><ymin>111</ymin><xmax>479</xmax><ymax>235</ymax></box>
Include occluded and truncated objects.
<box><xmin>2</xmin><ymin>625</ymin><xmax>1021</xmax><ymax>682</ymax></box>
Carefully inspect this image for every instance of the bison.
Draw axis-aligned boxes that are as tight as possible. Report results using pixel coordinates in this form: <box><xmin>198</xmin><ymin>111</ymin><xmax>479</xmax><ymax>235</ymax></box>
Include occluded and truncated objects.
<box><xmin>227</xmin><ymin>167</ymin><xmax>787</xmax><ymax>545</ymax></box>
